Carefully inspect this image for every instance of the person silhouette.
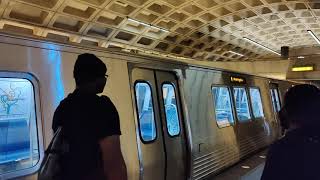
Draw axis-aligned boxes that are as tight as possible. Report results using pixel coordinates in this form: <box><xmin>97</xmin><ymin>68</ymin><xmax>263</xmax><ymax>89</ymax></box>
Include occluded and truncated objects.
<box><xmin>261</xmin><ymin>84</ymin><xmax>320</xmax><ymax>180</ymax></box>
<box><xmin>52</xmin><ymin>53</ymin><xmax>127</xmax><ymax>180</ymax></box>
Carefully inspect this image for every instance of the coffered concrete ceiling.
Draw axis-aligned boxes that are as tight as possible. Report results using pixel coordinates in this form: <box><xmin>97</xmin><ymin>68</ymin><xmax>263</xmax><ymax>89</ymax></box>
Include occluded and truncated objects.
<box><xmin>0</xmin><ymin>0</ymin><xmax>319</xmax><ymax>62</ymax></box>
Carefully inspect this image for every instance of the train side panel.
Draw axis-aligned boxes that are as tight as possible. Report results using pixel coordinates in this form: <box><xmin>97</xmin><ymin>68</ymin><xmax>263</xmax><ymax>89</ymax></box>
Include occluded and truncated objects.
<box><xmin>181</xmin><ymin>68</ymin><xmax>278</xmax><ymax>179</ymax></box>
<box><xmin>0</xmin><ymin>41</ymin><xmax>139</xmax><ymax>180</ymax></box>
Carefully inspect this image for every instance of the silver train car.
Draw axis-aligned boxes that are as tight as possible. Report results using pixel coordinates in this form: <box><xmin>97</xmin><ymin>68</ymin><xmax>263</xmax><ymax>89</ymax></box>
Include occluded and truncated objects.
<box><xmin>0</xmin><ymin>34</ymin><xmax>294</xmax><ymax>180</ymax></box>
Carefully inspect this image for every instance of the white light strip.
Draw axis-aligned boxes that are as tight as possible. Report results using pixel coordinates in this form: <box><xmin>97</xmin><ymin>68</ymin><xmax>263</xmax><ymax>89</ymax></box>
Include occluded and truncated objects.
<box><xmin>228</xmin><ymin>50</ymin><xmax>244</xmax><ymax>57</ymax></box>
<box><xmin>241</xmin><ymin>166</ymin><xmax>251</xmax><ymax>169</ymax></box>
<box><xmin>307</xmin><ymin>30</ymin><xmax>320</xmax><ymax>45</ymax></box>
<box><xmin>243</xmin><ymin>37</ymin><xmax>281</xmax><ymax>56</ymax></box>
<box><xmin>128</xmin><ymin>18</ymin><xmax>150</xmax><ymax>26</ymax></box>
<box><xmin>127</xmin><ymin>17</ymin><xmax>169</xmax><ymax>33</ymax></box>
<box><xmin>151</xmin><ymin>26</ymin><xmax>170</xmax><ymax>33</ymax></box>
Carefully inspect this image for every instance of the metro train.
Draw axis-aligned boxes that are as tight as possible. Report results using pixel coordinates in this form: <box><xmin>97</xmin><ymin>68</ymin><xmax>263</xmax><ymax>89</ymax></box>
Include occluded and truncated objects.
<box><xmin>0</xmin><ymin>34</ymin><xmax>295</xmax><ymax>180</ymax></box>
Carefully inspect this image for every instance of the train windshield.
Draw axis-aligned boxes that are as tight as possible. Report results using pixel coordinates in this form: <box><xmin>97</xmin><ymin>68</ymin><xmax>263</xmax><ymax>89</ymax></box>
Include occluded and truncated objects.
<box><xmin>233</xmin><ymin>87</ymin><xmax>251</xmax><ymax>122</ymax></box>
<box><xmin>212</xmin><ymin>86</ymin><xmax>234</xmax><ymax>127</ymax></box>
<box><xmin>0</xmin><ymin>78</ymin><xmax>39</xmax><ymax>175</ymax></box>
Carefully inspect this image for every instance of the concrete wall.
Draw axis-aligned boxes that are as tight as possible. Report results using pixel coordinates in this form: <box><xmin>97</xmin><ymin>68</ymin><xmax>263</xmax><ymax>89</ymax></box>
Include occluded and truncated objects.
<box><xmin>286</xmin><ymin>57</ymin><xmax>320</xmax><ymax>80</ymax></box>
<box><xmin>285</xmin><ymin>46</ymin><xmax>320</xmax><ymax>80</ymax></box>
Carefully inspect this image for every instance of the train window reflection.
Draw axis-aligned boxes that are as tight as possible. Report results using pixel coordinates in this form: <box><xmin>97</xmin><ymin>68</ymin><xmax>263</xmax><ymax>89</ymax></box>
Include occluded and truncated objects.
<box><xmin>233</xmin><ymin>87</ymin><xmax>251</xmax><ymax>122</ymax></box>
<box><xmin>134</xmin><ymin>82</ymin><xmax>157</xmax><ymax>142</ymax></box>
<box><xmin>0</xmin><ymin>78</ymin><xmax>39</xmax><ymax>175</ymax></box>
<box><xmin>249</xmin><ymin>88</ymin><xmax>265</xmax><ymax>119</ymax></box>
<box><xmin>162</xmin><ymin>84</ymin><xmax>180</xmax><ymax>136</ymax></box>
<box><xmin>212</xmin><ymin>86</ymin><xmax>234</xmax><ymax>128</ymax></box>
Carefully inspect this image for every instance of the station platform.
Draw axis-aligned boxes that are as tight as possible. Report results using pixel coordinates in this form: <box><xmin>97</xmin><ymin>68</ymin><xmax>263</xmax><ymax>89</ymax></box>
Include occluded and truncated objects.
<box><xmin>209</xmin><ymin>149</ymin><xmax>268</xmax><ymax>180</ymax></box>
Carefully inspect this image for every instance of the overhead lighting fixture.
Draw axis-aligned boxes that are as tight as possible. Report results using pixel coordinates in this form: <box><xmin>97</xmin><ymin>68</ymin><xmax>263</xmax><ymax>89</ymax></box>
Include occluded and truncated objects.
<box><xmin>292</xmin><ymin>65</ymin><xmax>314</xmax><ymax>72</ymax></box>
<box><xmin>228</xmin><ymin>51</ymin><xmax>244</xmax><ymax>57</ymax></box>
<box><xmin>297</xmin><ymin>56</ymin><xmax>305</xmax><ymax>59</ymax></box>
<box><xmin>243</xmin><ymin>37</ymin><xmax>281</xmax><ymax>56</ymax></box>
<box><xmin>241</xmin><ymin>165</ymin><xmax>250</xmax><ymax>169</ymax></box>
<box><xmin>127</xmin><ymin>17</ymin><xmax>149</xmax><ymax>26</ymax></box>
<box><xmin>307</xmin><ymin>30</ymin><xmax>320</xmax><ymax>45</ymax></box>
<box><xmin>127</xmin><ymin>17</ymin><xmax>169</xmax><ymax>33</ymax></box>
<box><xmin>151</xmin><ymin>26</ymin><xmax>170</xmax><ymax>33</ymax></box>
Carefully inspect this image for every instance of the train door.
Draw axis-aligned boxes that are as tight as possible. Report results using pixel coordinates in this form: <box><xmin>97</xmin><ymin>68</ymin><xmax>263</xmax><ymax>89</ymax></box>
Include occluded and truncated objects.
<box><xmin>130</xmin><ymin>67</ymin><xmax>187</xmax><ymax>180</ymax></box>
<box><xmin>131</xmin><ymin>68</ymin><xmax>165</xmax><ymax>180</ymax></box>
<box><xmin>155</xmin><ymin>71</ymin><xmax>187</xmax><ymax>180</ymax></box>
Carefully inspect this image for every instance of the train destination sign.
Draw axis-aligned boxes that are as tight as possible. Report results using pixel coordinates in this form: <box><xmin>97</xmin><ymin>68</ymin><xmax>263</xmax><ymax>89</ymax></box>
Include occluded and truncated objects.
<box><xmin>230</xmin><ymin>76</ymin><xmax>246</xmax><ymax>84</ymax></box>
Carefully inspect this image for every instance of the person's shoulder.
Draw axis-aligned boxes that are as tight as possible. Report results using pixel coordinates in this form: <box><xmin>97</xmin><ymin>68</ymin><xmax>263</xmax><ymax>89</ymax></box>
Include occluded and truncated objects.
<box><xmin>265</xmin><ymin>138</ymin><xmax>291</xmax><ymax>164</ymax></box>
<box><xmin>99</xmin><ymin>95</ymin><xmax>114</xmax><ymax>106</ymax></box>
<box><xmin>57</xmin><ymin>94</ymin><xmax>74</xmax><ymax>107</ymax></box>
<box><xmin>100</xmin><ymin>95</ymin><xmax>111</xmax><ymax>101</ymax></box>
<box><xmin>272</xmin><ymin>133</ymin><xmax>295</xmax><ymax>147</ymax></box>
<box><xmin>269</xmin><ymin>130</ymin><xmax>303</xmax><ymax>153</ymax></box>
<box><xmin>99</xmin><ymin>95</ymin><xmax>118</xmax><ymax>114</ymax></box>
<box><xmin>268</xmin><ymin>138</ymin><xmax>283</xmax><ymax>151</ymax></box>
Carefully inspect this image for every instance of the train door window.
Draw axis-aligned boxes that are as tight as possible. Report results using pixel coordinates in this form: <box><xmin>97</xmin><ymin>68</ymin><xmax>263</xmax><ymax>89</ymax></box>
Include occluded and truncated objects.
<box><xmin>233</xmin><ymin>87</ymin><xmax>251</xmax><ymax>122</ymax></box>
<box><xmin>249</xmin><ymin>87</ymin><xmax>265</xmax><ymax>119</ymax></box>
<box><xmin>270</xmin><ymin>90</ymin><xmax>276</xmax><ymax>112</ymax></box>
<box><xmin>270</xmin><ymin>89</ymin><xmax>281</xmax><ymax>112</ymax></box>
<box><xmin>162</xmin><ymin>83</ymin><xmax>180</xmax><ymax>136</ymax></box>
<box><xmin>274</xmin><ymin>89</ymin><xmax>281</xmax><ymax>111</ymax></box>
<box><xmin>0</xmin><ymin>77</ymin><xmax>40</xmax><ymax>177</ymax></box>
<box><xmin>212</xmin><ymin>86</ymin><xmax>234</xmax><ymax>128</ymax></box>
<box><xmin>134</xmin><ymin>82</ymin><xmax>157</xmax><ymax>142</ymax></box>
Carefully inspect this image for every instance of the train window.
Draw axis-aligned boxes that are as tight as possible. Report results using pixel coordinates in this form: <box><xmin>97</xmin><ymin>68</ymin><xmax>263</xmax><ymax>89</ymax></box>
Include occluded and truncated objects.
<box><xmin>212</xmin><ymin>86</ymin><xmax>234</xmax><ymax>128</ymax></box>
<box><xmin>134</xmin><ymin>82</ymin><xmax>157</xmax><ymax>142</ymax></box>
<box><xmin>274</xmin><ymin>90</ymin><xmax>281</xmax><ymax>111</ymax></box>
<box><xmin>0</xmin><ymin>78</ymin><xmax>40</xmax><ymax>176</ymax></box>
<box><xmin>270</xmin><ymin>89</ymin><xmax>277</xmax><ymax>112</ymax></box>
<box><xmin>249</xmin><ymin>88</ymin><xmax>265</xmax><ymax>119</ymax></box>
<box><xmin>233</xmin><ymin>87</ymin><xmax>251</xmax><ymax>122</ymax></box>
<box><xmin>162</xmin><ymin>83</ymin><xmax>180</xmax><ymax>136</ymax></box>
<box><xmin>270</xmin><ymin>89</ymin><xmax>281</xmax><ymax>112</ymax></box>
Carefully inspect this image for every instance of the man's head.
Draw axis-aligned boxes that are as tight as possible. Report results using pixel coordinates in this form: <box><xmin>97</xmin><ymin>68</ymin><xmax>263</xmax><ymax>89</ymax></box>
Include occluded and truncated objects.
<box><xmin>73</xmin><ymin>53</ymin><xmax>107</xmax><ymax>94</ymax></box>
<box><xmin>280</xmin><ymin>84</ymin><xmax>320</xmax><ymax>129</ymax></box>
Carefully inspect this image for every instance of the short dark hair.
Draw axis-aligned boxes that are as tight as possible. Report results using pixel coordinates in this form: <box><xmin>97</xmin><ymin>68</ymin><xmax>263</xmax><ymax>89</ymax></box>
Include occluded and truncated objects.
<box><xmin>73</xmin><ymin>53</ymin><xmax>107</xmax><ymax>85</ymax></box>
<box><xmin>282</xmin><ymin>84</ymin><xmax>320</xmax><ymax>127</ymax></box>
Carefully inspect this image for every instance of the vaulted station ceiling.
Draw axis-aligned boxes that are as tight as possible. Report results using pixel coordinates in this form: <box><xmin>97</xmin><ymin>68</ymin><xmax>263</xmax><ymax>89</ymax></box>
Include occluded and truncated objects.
<box><xmin>0</xmin><ymin>0</ymin><xmax>319</xmax><ymax>61</ymax></box>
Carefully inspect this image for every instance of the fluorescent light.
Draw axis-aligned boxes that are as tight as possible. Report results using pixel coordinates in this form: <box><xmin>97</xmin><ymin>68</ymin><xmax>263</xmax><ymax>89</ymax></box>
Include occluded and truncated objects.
<box><xmin>150</xmin><ymin>26</ymin><xmax>170</xmax><ymax>33</ymax></box>
<box><xmin>307</xmin><ymin>30</ymin><xmax>320</xmax><ymax>45</ymax></box>
<box><xmin>297</xmin><ymin>56</ymin><xmax>305</xmax><ymax>59</ymax></box>
<box><xmin>127</xmin><ymin>18</ymin><xmax>150</xmax><ymax>26</ymax></box>
<box><xmin>243</xmin><ymin>37</ymin><xmax>281</xmax><ymax>56</ymax></box>
<box><xmin>127</xmin><ymin>17</ymin><xmax>169</xmax><ymax>32</ymax></box>
<box><xmin>292</xmin><ymin>66</ymin><xmax>314</xmax><ymax>72</ymax></box>
<box><xmin>228</xmin><ymin>50</ymin><xmax>244</xmax><ymax>57</ymax></box>
<box><xmin>159</xmin><ymin>28</ymin><xmax>170</xmax><ymax>33</ymax></box>
<box><xmin>241</xmin><ymin>166</ymin><xmax>250</xmax><ymax>169</ymax></box>
<box><xmin>259</xmin><ymin>155</ymin><xmax>266</xmax><ymax>159</ymax></box>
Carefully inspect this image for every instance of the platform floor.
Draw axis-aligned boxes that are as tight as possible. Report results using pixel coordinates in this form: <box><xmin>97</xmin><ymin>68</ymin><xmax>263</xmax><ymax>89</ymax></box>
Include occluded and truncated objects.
<box><xmin>209</xmin><ymin>149</ymin><xmax>268</xmax><ymax>180</ymax></box>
